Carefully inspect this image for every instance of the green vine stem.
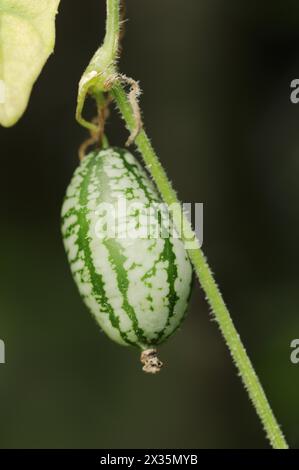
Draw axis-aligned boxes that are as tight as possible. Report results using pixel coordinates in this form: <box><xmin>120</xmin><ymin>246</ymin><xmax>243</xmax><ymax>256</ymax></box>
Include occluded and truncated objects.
<box><xmin>77</xmin><ymin>0</ymin><xmax>289</xmax><ymax>449</ymax></box>
<box><xmin>111</xmin><ymin>84</ymin><xmax>288</xmax><ymax>450</ymax></box>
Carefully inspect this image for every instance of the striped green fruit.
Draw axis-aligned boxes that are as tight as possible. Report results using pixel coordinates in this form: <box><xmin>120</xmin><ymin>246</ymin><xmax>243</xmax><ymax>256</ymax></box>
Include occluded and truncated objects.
<box><xmin>61</xmin><ymin>148</ymin><xmax>192</xmax><ymax>357</ymax></box>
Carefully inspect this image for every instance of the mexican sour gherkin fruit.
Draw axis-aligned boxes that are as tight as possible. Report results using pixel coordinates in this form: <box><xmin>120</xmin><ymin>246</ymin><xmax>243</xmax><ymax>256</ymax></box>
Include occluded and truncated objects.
<box><xmin>61</xmin><ymin>148</ymin><xmax>192</xmax><ymax>372</ymax></box>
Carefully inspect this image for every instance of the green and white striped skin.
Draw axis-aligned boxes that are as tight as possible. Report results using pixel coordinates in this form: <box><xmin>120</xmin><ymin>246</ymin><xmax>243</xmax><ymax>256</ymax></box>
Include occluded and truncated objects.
<box><xmin>61</xmin><ymin>148</ymin><xmax>192</xmax><ymax>350</ymax></box>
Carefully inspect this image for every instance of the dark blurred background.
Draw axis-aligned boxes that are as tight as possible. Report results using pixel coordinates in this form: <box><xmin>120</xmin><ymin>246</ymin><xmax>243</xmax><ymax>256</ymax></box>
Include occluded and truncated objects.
<box><xmin>0</xmin><ymin>0</ymin><xmax>299</xmax><ymax>449</ymax></box>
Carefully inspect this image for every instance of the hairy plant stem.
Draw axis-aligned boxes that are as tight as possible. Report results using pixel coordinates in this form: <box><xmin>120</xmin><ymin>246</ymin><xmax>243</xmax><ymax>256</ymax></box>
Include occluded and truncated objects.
<box><xmin>79</xmin><ymin>0</ymin><xmax>289</xmax><ymax>449</ymax></box>
<box><xmin>111</xmin><ymin>84</ymin><xmax>288</xmax><ymax>449</ymax></box>
<box><xmin>103</xmin><ymin>0</ymin><xmax>120</xmax><ymax>59</ymax></box>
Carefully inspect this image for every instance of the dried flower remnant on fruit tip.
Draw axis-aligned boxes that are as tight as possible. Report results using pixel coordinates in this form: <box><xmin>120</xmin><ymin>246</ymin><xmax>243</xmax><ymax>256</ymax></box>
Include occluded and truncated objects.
<box><xmin>140</xmin><ymin>349</ymin><xmax>163</xmax><ymax>374</ymax></box>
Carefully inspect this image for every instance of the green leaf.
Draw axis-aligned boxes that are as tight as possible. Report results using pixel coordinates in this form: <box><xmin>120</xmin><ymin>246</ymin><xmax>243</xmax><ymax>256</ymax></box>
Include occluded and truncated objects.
<box><xmin>0</xmin><ymin>0</ymin><xmax>60</xmax><ymax>127</ymax></box>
